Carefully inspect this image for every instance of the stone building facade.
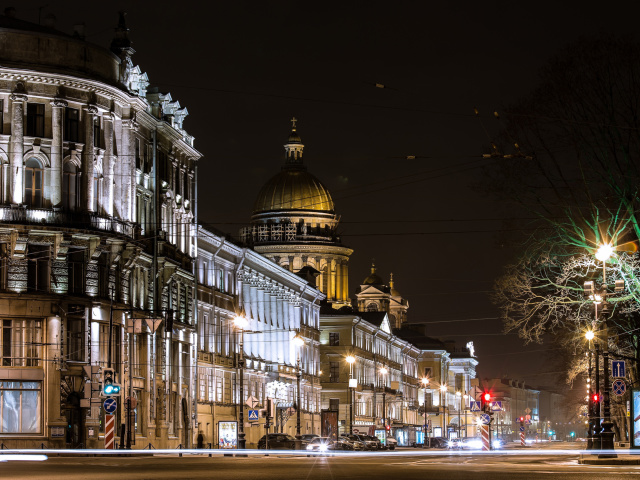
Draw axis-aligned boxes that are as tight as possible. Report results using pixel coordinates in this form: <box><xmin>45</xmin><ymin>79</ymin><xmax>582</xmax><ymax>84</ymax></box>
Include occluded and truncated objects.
<box><xmin>0</xmin><ymin>12</ymin><xmax>198</xmax><ymax>448</ymax></box>
<box><xmin>196</xmin><ymin>226</ymin><xmax>324</xmax><ymax>447</ymax></box>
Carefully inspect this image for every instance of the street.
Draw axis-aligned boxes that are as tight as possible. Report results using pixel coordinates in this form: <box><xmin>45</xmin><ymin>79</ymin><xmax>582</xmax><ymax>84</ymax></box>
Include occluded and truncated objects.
<box><xmin>1</xmin><ymin>445</ymin><xmax>638</xmax><ymax>480</ymax></box>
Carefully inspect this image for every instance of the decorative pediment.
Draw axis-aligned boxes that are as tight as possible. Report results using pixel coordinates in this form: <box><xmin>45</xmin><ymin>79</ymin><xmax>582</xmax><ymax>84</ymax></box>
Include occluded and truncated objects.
<box><xmin>380</xmin><ymin>315</ymin><xmax>391</xmax><ymax>334</ymax></box>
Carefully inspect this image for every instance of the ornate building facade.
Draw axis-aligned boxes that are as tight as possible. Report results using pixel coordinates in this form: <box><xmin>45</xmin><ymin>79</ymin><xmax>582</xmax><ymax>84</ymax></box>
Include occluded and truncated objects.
<box><xmin>0</xmin><ymin>11</ymin><xmax>198</xmax><ymax>448</ymax></box>
<box><xmin>196</xmin><ymin>226</ymin><xmax>324</xmax><ymax>447</ymax></box>
<box><xmin>240</xmin><ymin>120</ymin><xmax>352</xmax><ymax>308</ymax></box>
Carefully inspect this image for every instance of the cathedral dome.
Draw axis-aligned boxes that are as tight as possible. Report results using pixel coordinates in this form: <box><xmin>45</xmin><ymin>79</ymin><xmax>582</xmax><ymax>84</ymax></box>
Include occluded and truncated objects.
<box><xmin>253</xmin><ymin>168</ymin><xmax>335</xmax><ymax>214</ymax></box>
<box><xmin>363</xmin><ymin>263</ymin><xmax>383</xmax><ymax>285</ymax></box>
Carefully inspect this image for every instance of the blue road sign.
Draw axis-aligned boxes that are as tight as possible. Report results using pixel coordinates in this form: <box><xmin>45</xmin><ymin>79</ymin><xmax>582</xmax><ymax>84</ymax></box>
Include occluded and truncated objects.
<box><xmin>480</xmin><ymin>413</ymin><xmax>491</xmax><ymax>425</ymax></box>
<box><xmin>519</xmin><ymin>426</ymin><xmax>525</xmax><ymax>432</ymax></box>
<box><xmin>103</xmin><ymin>398</ymin><xmax>117</xmax><ymax>414</ymax></box>
<box><xmin>470</xmin><ymin>401</ymin><xmax>481</xmax><ymax>412</ymax></box>
<box><xmin>612</xmin><ymin>379</ymin><xmax>627</xmax><ymax>396</ymax></box>
<box><xmin>248</xmin><ymin>409</ymin><xmax>259</xmax><ymax>421</ymax></box>
<box><xmin>490</xmin><ymin>401</ymin><xmax>503</xmax><ymax>411</ymax></box>
<box><xmin>612</xmin><ymin>360</ymin><xmax>626</xmax><ymax>378</ymax></box>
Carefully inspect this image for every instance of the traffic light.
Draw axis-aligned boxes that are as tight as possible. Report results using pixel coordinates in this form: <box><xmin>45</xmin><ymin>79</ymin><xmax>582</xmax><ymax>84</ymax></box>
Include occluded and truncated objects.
<box><xmin>102</xmin><ymin>368</ymin><xmax>121</xmax><ymax>396</ymax></box>
<box><xmin>481</xmin><ymin>391</ymin><xmax>492</xmax><ymax>411</ymax></box>
<box><xmin>519</xmin><ymin>416</ymin><xmax>524</xmax><ymax>423</ymax></box>
<box><xmin>385</xmin><ymin>424</ymin><xmax>391</xmax><ymax>432</ymax></box>
<box><xmin>592</xmin><ymin>392</ymin><xmax>600</xmax><ymax>403</ymax></box>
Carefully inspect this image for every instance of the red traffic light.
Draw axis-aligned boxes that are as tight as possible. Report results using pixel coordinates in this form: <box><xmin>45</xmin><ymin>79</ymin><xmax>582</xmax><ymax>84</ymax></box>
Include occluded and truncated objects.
<box><xmin>519</xmin><ymin>416</ymin><xmax>524</xmax><ymax>423</ymax></box>
<box><xmin>385</xmin><ymin>425</ymin><xmax>390</xmax><ymax>431</ymax></box>
<box><xmin>592</xmin><ymin>393</ymin><xmax>600</xmax><ymax>403</ymax></box>
<box><xmin>483</xmin><ymin>392</ymin><xmax>491</xmax><ymax>402</ymax></box>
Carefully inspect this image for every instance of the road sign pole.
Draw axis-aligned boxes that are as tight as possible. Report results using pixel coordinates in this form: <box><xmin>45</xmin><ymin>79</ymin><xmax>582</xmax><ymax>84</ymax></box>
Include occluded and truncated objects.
<box><xmin>105</xmin><ymin>413</ymin><xmax>115</xmax><ymax>449</ymax></box>
<box><xmin>520</xmin><ymin>431</ymin><xmax>525</xmax><ymax>446</ymax></box>
<box><xmin>481</xmin><ymin>424</ymin><xmax>490</xmax><ymax>451</ymax></box>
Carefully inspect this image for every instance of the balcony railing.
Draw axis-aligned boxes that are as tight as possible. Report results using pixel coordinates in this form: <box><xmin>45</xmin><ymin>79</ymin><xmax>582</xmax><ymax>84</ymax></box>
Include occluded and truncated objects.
<box><xmin>0</xmin><ymin>206</ymin><xmax>135</xmax><ymax>237</ymax></box>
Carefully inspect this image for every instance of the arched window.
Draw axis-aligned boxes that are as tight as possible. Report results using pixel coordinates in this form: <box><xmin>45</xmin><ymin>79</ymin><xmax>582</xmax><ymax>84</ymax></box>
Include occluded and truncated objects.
<box><xmin>366</xmin><ymin>303</ymin><xmax>379</xmax><ymax>312</ymax></box>
<box><xmin>62</xmin><ymin>163</ymin><xmax>79</xmax><ymax>210</ymax></box>
<box><xmin>24</xmin><ymin>158</ymin><xmax>43</xmax><ymax>207</ymax></box>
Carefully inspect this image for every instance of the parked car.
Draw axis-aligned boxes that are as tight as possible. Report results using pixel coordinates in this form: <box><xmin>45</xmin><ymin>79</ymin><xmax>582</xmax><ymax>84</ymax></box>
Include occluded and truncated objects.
<box><xmin>354</xmin><ymin>434</ymin><xmax>380</xmax><ymax>450</ymax></box>
<box><xmin>257</xmin><ymin>433</ymin><xmax>296</xmax><ymax>449</ymax></box>
<box><xmin>425</xmin><ymin>437</ymin><xmax>448</xmax><ymax>448</ymax></box>
<box><xmin>386</xmin><ymin>436</ymin><xmax>398</xmax><ymax>450</ymax></box>
<box><xmin>339</xmin><ymin>434</ymin><xmax>366</xmax><ymax>450</ymax></box>
<box><xmin>300</xmin><ymin>434</ymin><xmax>319</xmax><ymax>442</ymax></box>
<box><xmin>362</xmin><ymin>435</ymin><xmax>386</xmax><ymax>450</ymax></box>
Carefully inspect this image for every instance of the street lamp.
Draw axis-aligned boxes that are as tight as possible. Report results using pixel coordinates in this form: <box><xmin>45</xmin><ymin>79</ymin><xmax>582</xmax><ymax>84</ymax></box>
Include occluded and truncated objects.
<box><xmin>440</xmin><ymin>384</ymin><xmax>448</xmax><ymax>438</ymax></box>
<box><xmin>233</xmin><ymin>313</ymin><xmax>249</xmax><ymax>449</ymax></box>
<box><xmin>380</xmin><ymin>366</ymin><xmax>388</xmax><ymax>433</ymax></box>
<box><xmin>585</xmin><ymin>329</ymin><xmax>595</xmax><ymax>450</ymax></box>
<box><xmin>421</xmin><ymin>377</ymin><xmax>429</xmax><ymax>447</ymax></box>
<box><xmin>346</xmin><ymin>355</ymin><xmax>356</xmax><ymax>434</ymax></box>
<box><xmin>456</xmin><ymin>391</ymin><xmax>462</xmax><ymax>439</ymax></box>
<box><xmin>594</xmin><ymin>244</ymin><xmax>616</xmax><ymax>457</ymax></box>
<box><xmin>463</xmin><ymin>392</ymin><xmax>469</xmax><ymax>438</ymax></box>
<box><xmin>293</xmin><ymin>333</ymin><xmax>305</xmax><ymax>449</ymax></box>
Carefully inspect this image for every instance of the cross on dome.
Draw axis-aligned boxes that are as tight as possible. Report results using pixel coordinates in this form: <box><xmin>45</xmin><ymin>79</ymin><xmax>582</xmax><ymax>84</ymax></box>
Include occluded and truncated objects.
<box><xmin>291</xmin><ymin>116</ymin><xmax>298</xmax><ymax>131</ymax></box>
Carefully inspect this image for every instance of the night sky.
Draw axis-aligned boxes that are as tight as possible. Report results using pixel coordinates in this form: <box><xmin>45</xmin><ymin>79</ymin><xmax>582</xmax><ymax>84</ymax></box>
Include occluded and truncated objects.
<box><xmin>11</xmin><ymin>1</ymin><xmax>640</xmax><ymax>384</ymax></box>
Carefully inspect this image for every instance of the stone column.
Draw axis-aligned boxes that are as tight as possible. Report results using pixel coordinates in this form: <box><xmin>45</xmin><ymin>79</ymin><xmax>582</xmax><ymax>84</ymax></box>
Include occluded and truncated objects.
<box><xmin>103</xmin><ymin>113</ymin><xmax>115</xmax><ymax>216</ymax></box>
<box><xmin>50</xmin><ymin>99</ymin><xmax>66</xmax><ymax>208</ymax></box>
<box><xmin>336</xmin><ymin>259</ymin><xmax>343</xmax><ymax>303</ymax></box>
<box><xmin>121</xmin><ymin>118</ymin><xmax>137</xmax><ymax>222</ymax></box>
<box><xmin>82</xmin><ymin>105</ymin><xmax>98</xmax><ymax>212</ymax></box>
<box><xmin>9</xmin><ymin>92</ymin><xmax>27</xmax><ymax>205</ymax></box>
<box><xmin>342</xmin><ymin>261</ymin><xmax>349</xmax><ymax>303</ymax></box>
<box><xmin>328</xmin><ymin>259</ymin><xmax>335</xmax><ymax>302</ymax></box>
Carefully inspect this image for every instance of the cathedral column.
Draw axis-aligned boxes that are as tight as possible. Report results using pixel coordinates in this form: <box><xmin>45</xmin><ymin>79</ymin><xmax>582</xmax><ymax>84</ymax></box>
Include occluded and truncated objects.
<box><xmin>342</xmin><ymin>261</ymin><xmax>349</xmax><ymax>303</ymax></box>
<box><xmin>288</xmin><ymin>255</ymin><xmax>294</xmax><ymax>272</ymax></box>
<box><xmin>9</xmin><ymin>91</ymin><xmax>27</xmax><ymax>205</ymax></box>
<box><xmin>50</xmin><ymin>98</ymin><xmax>66</xmax><ymax>208</ymax></box>
<box><xmin>103</xmin><ymin>113</ymin><xmax>115</xmax><ymax>216</ymax></box>
<box><xmin>82</xmin><ymin>104</ymin><xmax>98</xmax><ymax>212</ymax></box>
<box><xmin>336</xmin><ymin>258</ymin><xmax>342</xmax><ymax>303</ymax></box>
<box><xmin>328</xmin><ymin>259</ymin><xmax>335</xmax><ymax>302</ymax></box>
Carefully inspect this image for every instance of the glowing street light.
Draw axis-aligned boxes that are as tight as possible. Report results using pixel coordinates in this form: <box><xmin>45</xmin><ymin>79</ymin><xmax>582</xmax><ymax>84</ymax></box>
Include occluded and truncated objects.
<box><xmin>233</xmin><ymin>312</ymin><xmax>248</xmax><ymax>449</ymax></box>
<box><xmin>595</xmin><ymin>243</ymin><xmax>614</xmax><ymax>262</ymax></box>
<box><xmin>585</xmin><ymin>330</ymin><xmax>595</xmax><ymax>341</ymax></box>
<box><xmin>345</xmin><ymin>355</ymin><xmax>356</xmax><ymax>434</ymax></box>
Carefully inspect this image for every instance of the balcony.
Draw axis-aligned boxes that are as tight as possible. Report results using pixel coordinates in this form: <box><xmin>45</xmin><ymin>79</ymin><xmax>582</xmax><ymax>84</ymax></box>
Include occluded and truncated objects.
<box><xmin>0</xmin><ymin>206</ymin><xmax>135</xmax><ymax>237</ymax></box>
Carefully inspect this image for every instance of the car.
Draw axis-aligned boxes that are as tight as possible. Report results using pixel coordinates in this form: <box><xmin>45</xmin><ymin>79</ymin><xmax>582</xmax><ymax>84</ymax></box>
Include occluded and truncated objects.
<box><xmin>257</xmin><ymin>433</ymin><xmax>296</xmax><ymax>449</ymax></box>
<box><xmin>306</xmin><ymin>437</ymin><xmax>335</xmax><ymax>454</ymax></box>
<box><xmin>300</xmin><ymin>434</ymin><xmax>319</xmax><ymax>442</ymax></box>
<box><xmin>339</xmin><ymin>434</ymin><xmax>366</xmax><ymax>450</ymax></box>
<box><xmin>447</xmin><ymin>438</ymin><xmax>463</xmax><ymax>449</ymax></box>
<box><xmin>362</xmin><ymin>435</ymin><xmax>386</xmax><ymax>450</ymax></box>
<box><xmin>461</xmin><ymin>437</ymin><xmax>482</xmax><ymax>450</ymax></box>
<box><xmin>351</xmin><ymin>434</ymin><xmax>378</xmax><ymax>451</ymax></box>
<box><xmin>425</xmin><ymin>436</ymin><xmax>448</xmax><ymax>448</ymax></box>
<box><xmin>385</xmin><ymin>437</ymin><xmax>398</xmax><ymax>450</ymax></box>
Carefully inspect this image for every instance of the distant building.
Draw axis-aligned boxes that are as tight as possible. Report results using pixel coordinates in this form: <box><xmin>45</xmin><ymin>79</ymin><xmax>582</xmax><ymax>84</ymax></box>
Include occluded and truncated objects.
<box><xmin>240</xmin><ymin>120</ymin><xmax>353</xmax><ymax>308</ymax></box>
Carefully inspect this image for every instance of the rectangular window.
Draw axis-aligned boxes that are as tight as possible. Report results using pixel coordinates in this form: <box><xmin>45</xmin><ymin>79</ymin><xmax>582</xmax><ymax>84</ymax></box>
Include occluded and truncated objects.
<box><xmin>26</xmin><ymin>103</ymin><xmax>45</xmax><ymax>137</ymax></box>
<box><xmin>329</xmin><ymin>398</ymin><xmax>339</xmax><ymax>411</ymax></box>
<box><xmin>329</xmin><ymin>332</ymin><xmax>340</xmax><ymax>346</ymax></box>
<box><xmin>424</xmin><ymin>367</ymin><xmax>432</xmax><ymax>379</ymax></box>
<box><xmin>1</xmin><ymin>319</ymin><xmax>42</xmax><ymax>367</ymax></box>
<box><xmin>27</xmin><ymin>244</ymin><xmax>49</xmax><ymax>294</ymax></box>
<box><xmin>329</xmin><ymin>361</ymin><xmax>340</xmax><ymax>383</ymax></box>
<box><xmin>0</xmin><ymin>381</ymin><xmax>42</xmax><ymax>433</ymax></box>
<box><xmin>67</xmin><ymin>248</ymin><xmax>85</xmax><ymax>295</ymax></box>
<box><xmin>64</xmin><ymin>108</ymin><xmax>79</xmax><ymax>142</ymax></box>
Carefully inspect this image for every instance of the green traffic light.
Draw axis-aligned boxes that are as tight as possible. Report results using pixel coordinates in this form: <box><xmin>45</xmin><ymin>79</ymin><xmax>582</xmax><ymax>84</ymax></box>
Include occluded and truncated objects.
<box><xmin>104</xmin><ymin>384</ymin><xmax>121</xmax><ymax>395</ymax></box>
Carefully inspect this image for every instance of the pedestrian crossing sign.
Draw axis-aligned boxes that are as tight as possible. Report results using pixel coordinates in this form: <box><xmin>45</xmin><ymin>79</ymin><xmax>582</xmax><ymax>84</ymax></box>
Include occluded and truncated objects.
<box><xmin>248</xmin><ymin>409</ymin><xmax>259</xmax><ymax>421</ymax></box>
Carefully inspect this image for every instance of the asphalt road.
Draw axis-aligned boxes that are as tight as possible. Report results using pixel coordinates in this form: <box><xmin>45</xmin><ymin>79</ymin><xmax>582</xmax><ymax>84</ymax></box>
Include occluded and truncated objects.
<box><xmin>1</xmin><ymin>450</ymin><xmax>639</xmax><ymax>480</ymax></box>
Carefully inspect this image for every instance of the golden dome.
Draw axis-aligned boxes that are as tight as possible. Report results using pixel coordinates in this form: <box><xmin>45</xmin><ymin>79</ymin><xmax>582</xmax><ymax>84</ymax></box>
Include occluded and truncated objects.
<box><xmin>253</xmin><ymin>168</ymin><xmax>335</xmax><ymax>214</ymax></box>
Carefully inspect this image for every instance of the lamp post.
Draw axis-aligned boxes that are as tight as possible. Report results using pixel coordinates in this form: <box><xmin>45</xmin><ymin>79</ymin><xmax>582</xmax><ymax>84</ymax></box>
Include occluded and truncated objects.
<box><xmin>463</xmin><ymin>392</ymin><xmax>469</xmax><ymax>438</ymax></box>
<box><xmin>440</xmin><ymin>384</ymin><xmax>447</xmax><ymax>438</ymax></box>
<box><xmin>293</xmin><ymin>333</ymin><xmax>305</xmax><ymax>450</ymax></box>
<box><xmin>585</xmin><ymin>329</ymin><xmax>595</xmax><ymax>450</ymax></box>
<box><xmin>346</xmin><ymin>355</ymin><xmax>356</xmax><ymax>434</ymax></box>
<box><xmin>380</xmin><ymin>366</ymin><xmax>388</xmax><ymax>433</ymax></box>
<box><xmin>456</xmin><ymin>391</ymin><xmax>462</xmax><ymax>439</ymax></box>
<box><xmin>233</xmin><ymin>313</ymin><xmax>249</xmax><ymax>449</ymax></box>
<box><xmin>595</xmin><ymin>244</ymin><xmax>616</xmax><ymax>457</ymax></box>
<box><xmin>421</xmin><ymin>377</ymin><xmax>429</xmax><ymax>448</ymax></box>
